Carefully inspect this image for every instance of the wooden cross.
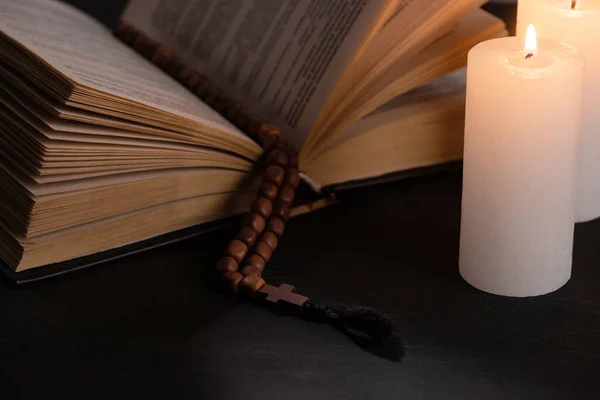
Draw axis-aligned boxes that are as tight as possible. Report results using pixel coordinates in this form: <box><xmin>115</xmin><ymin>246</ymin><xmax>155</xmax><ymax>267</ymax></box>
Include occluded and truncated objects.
<box><xmin>258</xmin><ymin>283</ymin><xmax>309</xmax><ymax>307</ymax></box>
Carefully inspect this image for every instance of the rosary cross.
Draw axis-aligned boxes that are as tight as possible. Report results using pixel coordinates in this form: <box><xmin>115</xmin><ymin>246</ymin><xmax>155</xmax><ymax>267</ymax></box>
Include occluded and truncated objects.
<box><xmin>258</xmin><ymin>283</ymin><xmax>309</xmax><ymax>307</ymax></box>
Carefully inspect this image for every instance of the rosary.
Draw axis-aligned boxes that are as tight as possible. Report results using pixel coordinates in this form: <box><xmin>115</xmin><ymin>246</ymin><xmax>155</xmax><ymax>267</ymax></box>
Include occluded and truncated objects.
<box><xmin>115</xmin><ymin>23</ymin><xmax>402</xmax><ymax>360</ymax></box>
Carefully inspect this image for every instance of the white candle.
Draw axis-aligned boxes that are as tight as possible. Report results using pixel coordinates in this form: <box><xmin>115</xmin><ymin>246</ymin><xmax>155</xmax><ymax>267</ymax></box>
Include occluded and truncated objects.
<box><xmin>459</xmin><ymin>27</ymin><xmax>584</xmax><ymax>297</ymax></box>
<box><xmin>526</xmin><ymin>0</ymin><xmax>600</xmax><ymax>222</ymax></box>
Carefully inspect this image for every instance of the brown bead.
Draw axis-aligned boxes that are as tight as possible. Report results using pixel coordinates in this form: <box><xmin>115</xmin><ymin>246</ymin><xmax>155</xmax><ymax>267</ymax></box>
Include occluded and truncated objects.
<box><xmin>242</xmin><ymin>213</ymin><xmax>266</xmax><ymax>234</ymax></box>
<box><xmin>226</xmin><ymin>103</ymin><xmax>242</xmax><ymax>122</ymax></box>
<box><xmin>252</xmin><ymin>197</ymin><xmax>273</xmax><ymax>219</ymax></box>
<box><xmin>258</xmin><ymin>124</ymin><xmax>280</xmax><ymax>141</ymax></box>
<box><xmin>262</xmin><ymin>134</ymin><xmax>280</xmax><ymax>152</ymax></box>
<box><xmin>240</xmin><ymin>274</ymin><xmax>266</xmax><ymax>297</ymax></box>
<box><xmin>115</xmin><ymin>24</ymin><xmax>137</xmax><ymax>44</ymax></box>
<box><xmin>167</xmin><ymin>57</ymin><xmax>185</xmax><ymax>77</ymax></box>
<box><xmin>133</xmin><ymin>35</ymin><xmax>157</xmax><ymax>58</ymax></box>
<box><xmin>246</xmin><ymin>254</ymin><xmax>266</xmax><ymax>270</ymax></box>
<box><xmin>247</xmin><ymin>117</ymin><xmax>263</xmax><ymax>136</ymax></box>
<box><xmin>267</xmin><ymin>149</ymin><xmax>288</xmax><ymax>167</ymax></box>
<box><xmin>278</xmin><ymin>184</ymin><xmax>295</xmax><ymax>204</ymax></box>
<box><xmin>265</xmin><ymin>165</ymin><xmax>285</xmax><ymax>186</ymax></box>
<box><xmin>288</xmin><ymin>153</ymin><xmax>299</xmax><ymax>168</ymax></box>
<box><xmin>203</xmin><ymin>90</ymin><xmax>220</xmax><ymax>106</ymax></box>
<box><xmin>217</xmin><ymin>256</ymin><xmax>239</xmax><ymax>274</ymax></box>
<box><xmin>194</xmin><ymin>83</ymin><xmax>208</xmax><ymax>98</ymax></box>
<box><xmin>260</xmin><ymin>231</ymin><xmax>278</xmax><ymax>251</ymax></box>
<box><xmin>213</xmin><ymin>98</ymin><xmax>230</xmax><ymax>115</ymax></box>
<box><xmin>197</xmin><ymin>80</ymin><xmax>216</xmax><ymax>100</ymax></box>
<box><xmin>226</xmin><ymin>240</ymin><xmax>248</xmax><ymax>264</ymax></box>
<box><xmin>283</xmin><ymin>141</ymin><xmax>297</xmax><ymax>152</ymax></box>
<box><xmin>285</xmin><ymin>168</ymin><xmax>300</xmax><ymax>189</ymax></box>
<box><xmin>267</xmin><ymin>217</ymin><xmax>285</xmax><ymax>238</ymax></box>
<box><xmin>152</xmin><ymin>46</ymin><xmax>174</xmax><ymax>64</ymax></box>
<box><xmin>235</xmin><ymin>112</ymin><xmax>249</xmax><ymax>131</ymax></box>
<box><xmin>197</xmin><ymin>80</ymin><xmax>210</xmax><ymax>94</ymax></box>
<box><xmin>236</xmin><ymin>225</ymin><xmax>258</xmax><ymax>247</ymax></box>
<box><xmin>179</xmin><ymin>66</ymin><xmax>195</xmax><ymax>83</ymax></box>
<box><xmin>241</xmin><ymin>264</ymin><xmax>262</xmax><ymax>277</ymax></box>
<box><xmin>254</xmin><ymin>242</ymin><xmax>272</xmax><ymax>263</ymax></box>
<box><xmin>275</xmin><ymin>138</ymin><xmax>289</xmax><ymax>150</ymax></box>
<box><xmin>186</xmin><ymin>72</ymin><xmax>203</xmax><ymax>91</ymax></box>
<box><xmin>272</xmin><ymin>199</ymin><xmax>291</xmax><ymax>221</ymax></box>
<box><xmin>259</xmin><ymin>181</ymin><xmax>278</xmax><ymax>201</ymax></box>
<box><xmin>222</xmin><ymin>271</ymin><xmax>243</xmax><ymax>295</ymax></box>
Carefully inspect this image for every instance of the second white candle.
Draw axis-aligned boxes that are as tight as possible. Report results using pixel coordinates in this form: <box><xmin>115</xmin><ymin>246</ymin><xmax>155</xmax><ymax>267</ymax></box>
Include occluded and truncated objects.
<box><xmin>526</xmin><ymin>0</ymin><xmax>600</xmax><ymax>222</ymax></box>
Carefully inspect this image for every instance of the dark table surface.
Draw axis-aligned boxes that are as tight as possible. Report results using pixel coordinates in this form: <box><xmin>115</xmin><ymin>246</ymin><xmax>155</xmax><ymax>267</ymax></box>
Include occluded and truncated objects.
<box><xmin>1</xmin><ymin>2</ymin><xmax>599</xmax><ymax>399</ymax></box>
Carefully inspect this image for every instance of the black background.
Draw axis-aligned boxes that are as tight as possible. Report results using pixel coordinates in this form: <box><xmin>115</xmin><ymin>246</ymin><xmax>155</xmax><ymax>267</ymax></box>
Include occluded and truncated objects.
<box><xmin>1</xmin><ymin>2</ymin><xmax>599</xmax><ymax>399</ymax></box>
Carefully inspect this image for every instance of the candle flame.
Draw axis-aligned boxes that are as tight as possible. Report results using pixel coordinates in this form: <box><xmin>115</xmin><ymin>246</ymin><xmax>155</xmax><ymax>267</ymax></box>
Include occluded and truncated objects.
<box><xmin>524</xmin><ymin>24</ymin><xmax>538</xmax><ymax>58</ymax></box>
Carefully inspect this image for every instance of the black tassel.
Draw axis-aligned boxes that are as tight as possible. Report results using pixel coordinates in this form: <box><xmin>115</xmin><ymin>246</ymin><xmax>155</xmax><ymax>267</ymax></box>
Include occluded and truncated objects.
<box><xmin>301</xmin><ymin>301</ymin><xmax>393</xmax><ymax>347</ymax></box>
<box><xmin>301</xmin><ymin>301</ymin><xmax>404</xmax><ymax>362</ymax></box>
<box><xmin>257</xmin><ymin>283</ymin><xmax>404</xmax><ymax>361</ymax></box>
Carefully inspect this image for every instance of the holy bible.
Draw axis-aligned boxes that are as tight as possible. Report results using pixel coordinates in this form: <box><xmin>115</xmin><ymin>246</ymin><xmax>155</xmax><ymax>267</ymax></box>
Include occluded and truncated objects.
<box><xmin>0</xmin><ymin>0</ymin><xmax>507</xmax><ymax>280</ymax></box>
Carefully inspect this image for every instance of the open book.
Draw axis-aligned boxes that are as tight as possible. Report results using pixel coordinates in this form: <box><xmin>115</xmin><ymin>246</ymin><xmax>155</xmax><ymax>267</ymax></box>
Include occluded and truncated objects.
<box><xmin>0</xmin><ymin>0</ymin><xmax>507</xmax><ymax>279</ymax></box>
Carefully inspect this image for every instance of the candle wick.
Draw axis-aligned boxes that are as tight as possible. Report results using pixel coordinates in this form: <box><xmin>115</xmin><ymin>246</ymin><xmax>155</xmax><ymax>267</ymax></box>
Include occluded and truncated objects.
<box><xmin>525</xmin><ymin>53</ymin><xmax>534</xmax><ymax>59</ymax></box>
<box><xmin>571</xmin><ymin>0</ymin><xmax>576</xmax><ymax>9</ymax></box>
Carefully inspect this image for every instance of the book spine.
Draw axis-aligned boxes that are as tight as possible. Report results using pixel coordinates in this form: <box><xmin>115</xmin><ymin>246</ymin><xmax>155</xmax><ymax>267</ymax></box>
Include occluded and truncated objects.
<box><xmin>113</xmin><ymin>23</ymin><xmax>276</xmax><ymax>145</ymax></box>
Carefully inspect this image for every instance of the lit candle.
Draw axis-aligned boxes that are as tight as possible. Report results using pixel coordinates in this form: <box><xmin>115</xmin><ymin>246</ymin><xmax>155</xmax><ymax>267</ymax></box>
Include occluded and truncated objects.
<box><xmin>459</xmin><ymin>26</ymin><xmax>584</xmax><ymax>297</ymax></box>
<box><xmin>525</xmin><ymin>0</ymin><xmax>600</xmax><ymax>221</ymax></box>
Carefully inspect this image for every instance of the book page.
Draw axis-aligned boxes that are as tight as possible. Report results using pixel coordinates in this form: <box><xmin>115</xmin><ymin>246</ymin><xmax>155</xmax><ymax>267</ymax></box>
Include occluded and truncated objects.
<box><xmin>122</xmin><ymin>0</ymin><xmax>389</xmax><ymax>149</ymax></box>
<box><xmin>0</xmin><ymin>0</ymin><xmax>250</xmax><ymax>142</ymax></box>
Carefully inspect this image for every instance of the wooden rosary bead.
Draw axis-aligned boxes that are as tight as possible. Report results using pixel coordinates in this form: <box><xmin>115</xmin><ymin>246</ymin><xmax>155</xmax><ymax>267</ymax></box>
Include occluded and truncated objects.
<box><xmin>226</xmin><ymin>239</ymin><xmax>248</xmax><ymax>264</ymax></box>
<box><xmin>115</xmin><ymin>24</ymin><xmax>138</xmax><ymax>44</ymax></box>
<box><xmin>258</xmin><ymin>124</ymin><xmax>280</xmax><ymax>141</ymax></box>
<box><xmin>194</xmin><ymin>77</ymin><xmax>214</xmax><ymax>97</ymax></box>
<box><xmin>243</xmin><ymin>213</ymin><xmax>266</xmax><ymax>234</ymax></box>
<box><xmin>260</xmin><ymin>231</ymin><xmax>278</xmax><ymax>251</ymax></box>
<box><xmin>196</xmin><ymin>79</ymin><xmax>216</xmax><ymax>99</ymax></box>
<box><xmin>222</xmin><ymin>271</ymin><xmax>244</xmax><ymax>295</ymax></box>
<box><xmin>152</xmin><ymin>47</ymin><xmax>174</xmax><ymax>64</ymax></box>
<box><xmin>252</xmin><ymin>197</ymin><xmax>273</xmax><ymax>219</ymax></box>
<box><xmin>265</xmin><ymin>165</ymin><xmax>285</xmax><ymax>186</ymax></box>
<box><xmin>178</xmin><ymin>66</ymin><xmax>195</xmax><ymax>83</ymax></box>
<box><xmin>235</xmin><ymin>112</ymin><xmax>249</xmax><ymax>131</ymax></box>
<box><xmin>186</xmin><ymin>72</ymin><xmax>205</xmax><ymax>91</ymax></box>
<box><xmin>272</xmin><ymin>199</ymin><xmax>291</xmax><ymax>221</ymax></box>
<box><xmin>214</xmin><ymin>98</ymin><xmax>231</xmax><ymax>115</ymax></box>
<box><xmin>262</xmin><ymin>134</ymin><xmax>280</xmax><ymax>152</ymax></box>
<box><xmin>284</xmin><ymin>141</ymin><xmax>297</xmax><ymax>153</ymax></box>
<box><xmin>278</xmin><ymin>184</ymin><xmax>295</xmax><ymax>204</ymax></box>
<box><xmin>241</xmin><ymin>264</ymin><xmax>262</xmax><ymax>277</ymax></box>
<box><xmin>203</xmin><ymin>89</ymin><xmax>220</xmax><ymax>106</ymax></box>
<box><xmin>226</xmin><ymin>103</ymin><xmax>242</xmax><ymax>122</ymax></box>
<box><xmin>236</xmin><ymin>225</ymin><xmax>258</xmax><ymax>247</ymax></box>
<box><xmin>288</xmin><ymin>153</ymin><xmax>299</xmax><ymax>168</ymax></box>
<box><xmin>246</xmin><ymin>254</ymin><xmax>266</xmax><ymax>270</ymax></box>
<box><xmin>275</xmin><ymin>139</ymin><xmax>288</xmax><ymax>151</ymax></box>
<box><xmin>240</xmin><ymin>274</ymin><xmax>266</xmax><ymax>297</ymax></box>
<box><xmin>194</xmin><ymin>84</ymin><xmax>208</xmax><ymax>99</ymax></box>
<box><xmin>170</xmin><ymin>57</ymin><xmax>186</xmax><ymax>77</ymax></box>
<box><xmin>254</xmin><ymin>242</ymin><xmax>273</xmax><ymax>263</ymax></box>
<box><xmin>259</xmin><ymin>181</ymin><xmax>278</xmax><ymax>201</ymax></box>
<box><xmin>133</xmin><ymin>35</ymin><xmax>158</xmax><ymax>59</ymax></box>
<box><xmin>285</xmin><ymin>168</ymin><xmax>300</xmax><ymax>189</ymax></box>
<box><xmin>247</xmin><ymin>117</ymin><xmax>263</xmax><ymax>136</ymax></box>
<box><xmin>217</xmin><ymin>256</ymin><xmax>239</xmax><ymax>274</ymax></box>
<box><xmin>266</xmin><ymin>149</ymin><xmax>288</xmax><ymax>167</ymax></box>
<box><xmin>267</xmin><ymin>217</ymin><xmax>285</xmax><ymax>238</ymax></box>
